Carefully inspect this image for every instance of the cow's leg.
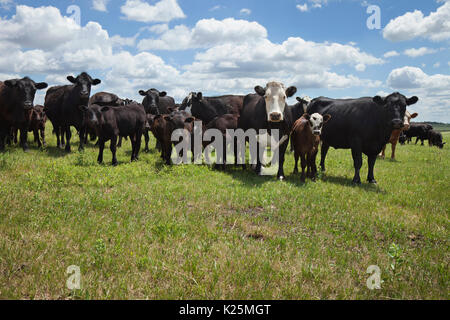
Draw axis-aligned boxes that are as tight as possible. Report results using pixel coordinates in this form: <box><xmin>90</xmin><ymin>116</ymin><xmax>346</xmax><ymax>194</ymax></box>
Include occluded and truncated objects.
<box><xmin>351</xmin><ymin>148</ymin><xmax>363</xmax><ymax>184</ymax></box>
<box><xmin>61</xmin><ymin>127</ymin><xmax>66</xmax><ymax>147</ymax></box>
<box><xmin>391</xmin><ymin>141</ymin><xmax>397</xmax><ymax>160</ymax></box>
<box><xmin>134</xmin><ymin>132</ymin><xmax>142</xmax><ymax>161</ymax></box>
<box><xmin>78</xmin><ymin>127</ymin><xmax>85</xmax><ymax>152</ymax></box>
<box><xmin>13</xmin><ymin>128</ymin><xmax>18</xmax><ymax>145</ymax></box>
<box><xmin>379</xmin><ymin>144</ymin><xmax>386</xmax><ymax>159</ymax></box>
<box><xmin>255</xmin><ymin>142</ymin><xmax>262</xmax><ymax>175</ymax></box>
<box><xmin>110</xmin><ymin>136</ymin><xmax>118</xmax><ymax>166</ymax></box>
<box><xmin>156</xmin><ymin>140</ymin><xmax>161</xmax><ymax>152</ymax></box>
<box><xmin>19</xmin><ymin>126</ymin><xmax>29</xmax><ymax>152</ymax></box>
<box><xmin>143</xmin><ymin>131</ymin><xmax>150</xmax><ymax>152</ymax></box>
<box><xmin>41</xmin><ymin>128</ymin><xmax>46</xmax><ymax>147</ymax></box>
<box><xmin>33</xmin><ymin>129</ymin><xmax>42</xmax><ymax>148</ymax></box>
<box><xmin>293</xmin><ymin>150</ymin><xmax>299</xmax><ymax>174</ymax></box>
<box><xmin>0</xmin><ymin>126</ymin><xmax>6</xmax><ymax>151</ymax></box>
<box><xmin>276</xmin><ymin>140</ymin><xmax>288</xmax><ymax>180</ymax></box>
<box><xmin>65</xmin><ymin>127</ymin><xmax>72</xmax><ymax>152</ymax></box>
<box><xmin>311</xmin><ymin>151</ymin><xmax>318</xmax><ymax>181</ymax></box>
<box><xmin>320</xmin><ymin>142</ymin><xmax>330</xmax><ymax>172</ymax></box>
<box><xmin>300</xmin><ymin>153</ymin><xmax>307</xmax><ymax>182</ymax></box>
<box><xmin>117</xmin><ymin>136</ymin><xmax>123</xmax><ymax>148</ymax></box>
<box><xmin>367</xmin><ymin>154</ymin><xmax>377</xmax><ymax>184</ymax></box>
<box><xmin>97</xmin><ymin>139</ymin><xmax>105</xmax><ymax>164</ymax></box>
<box><xmin>55</xmin><ymin>125</ymin><xmax>62</xmax><ymax>149</ymax></box>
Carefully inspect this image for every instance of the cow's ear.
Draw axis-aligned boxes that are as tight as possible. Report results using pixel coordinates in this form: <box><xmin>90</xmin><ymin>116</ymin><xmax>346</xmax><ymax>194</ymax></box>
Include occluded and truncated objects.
<box><xmin>285</xmin><ymin>86</ymin><xmax>297</xmax><ymax>98</ymax></box>
<box><xmin>92</xmin><ymin>79</ymin><xmax>101</xmax><ymax>86</ymax></box>
<box><xmin>410</xmin><ymin>112</ymin><xmax>419</xmax><ymax>119</ymax></box>
<box><xmin>296</xmin><ymin>97</ymin><xmax>304</xmax><ymax>103</ymax></box>
<box><xmin>67</xmin><ymin>76</ymin><xmax>77</xmax><ymax>84</ymax></box>
<box><xmin>302</xmin><ymin>113</ymin><xmax>311</xmax><ymax>120</ymax></box>
<box><xmin>255</xmin><ymin>86</ymin><xmax>266</xmax><ymax>96</ymax></box>
<box><xmin>159</xmin><ymin>91</ymin><xmax>167</xmax><ymax>97</ymax></box>
<box><xmin>139</xmin><ymin>90</ymin><xmax>147</xmax><ymax>96</ymax></box>
<box><xmin>197</xmin><ymin>92</ymin><xmax>203</xmax><ymax>100</ymax></box>
<box><xmin>323</xmin><ymin>114</ymin><xmax>332</xmax><ymax>123</ymax></box>
<box><xmin>4</xmin><ymin>80</ymin><xmax>17</xmax><ymax>87</ymax></box>
<box><xmin>373</xmin><ymin>96</ymin><xmax>385</xmax><ymax>106</ymax></box>
<box><xmin>101</xmin><ymin>107</ymin><xmax>110</xmax><ymax>112</ymax></box>
<box><xmin>407</xmin><ymin>96</ymin><xmax>419</xmax><ymax>106</ymax></box>
<box><xmin>35</xmin><ymin>82</ymin><xmax>48</xmax><ymax>90</ymax></box>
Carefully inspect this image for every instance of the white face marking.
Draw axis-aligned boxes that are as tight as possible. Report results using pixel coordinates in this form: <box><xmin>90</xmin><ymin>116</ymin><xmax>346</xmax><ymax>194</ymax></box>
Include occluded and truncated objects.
<box><xmin>309</xmin><ymin>113</ymin><xmax>324</xmax><ymax>136</ymax></box>
<box><xmin>264</xmin><ymin>82</ymin><xmax>287</xmax><ymax>122</ymax></box>
<box><xmin>403</xmin><ymin>111</ymin><xmax>412</xmax><ymax>130</ymax></box>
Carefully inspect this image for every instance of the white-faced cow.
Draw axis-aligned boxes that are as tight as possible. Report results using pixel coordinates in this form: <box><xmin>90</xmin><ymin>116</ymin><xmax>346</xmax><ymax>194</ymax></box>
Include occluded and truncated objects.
<box><xmin>307</xmin><ymin>92</ymin><xmax>419</xmax><ymax>184</ymax></box>
<box><xmin>44</xmin><ymin>72</ymin><xmax>101</xmax><ymax>152</ymax></box>
<box><xmin>238</xmin><ymin>82</ymin><xmax>297</xmax><ymax>180</ymax></box>
<box><xmin>0</xmin><ymin>77</ymin><xmax>48</xmax><ymax>151</ymax></box>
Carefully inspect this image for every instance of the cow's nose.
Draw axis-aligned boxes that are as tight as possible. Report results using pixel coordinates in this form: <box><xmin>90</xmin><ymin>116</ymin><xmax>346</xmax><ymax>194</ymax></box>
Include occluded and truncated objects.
<box><xmin>313</xmin><ymin>130</ymin><xmax>321</xmax><ymax>136</ymax></box>
<box><xmin>24</xmin><ymin>101</ymin><xmax>33</xmax><ymax>109</ymax></box>
<box><xmin>270</xmin><ymin>113</ymin><xmax>282</xmax><ymax>122</ymax></box>
<box><xmin>392</xmin><ymin>119</ymin><xmax>403</xmax><ymax>129</ymax></box>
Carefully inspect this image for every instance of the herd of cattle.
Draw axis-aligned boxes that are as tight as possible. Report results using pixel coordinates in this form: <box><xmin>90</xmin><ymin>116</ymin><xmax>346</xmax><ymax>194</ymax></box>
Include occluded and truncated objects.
<box><xmin>0</xmin><ymin>72</ymin><xmax>446</xmax><ymax>184</ymax></box>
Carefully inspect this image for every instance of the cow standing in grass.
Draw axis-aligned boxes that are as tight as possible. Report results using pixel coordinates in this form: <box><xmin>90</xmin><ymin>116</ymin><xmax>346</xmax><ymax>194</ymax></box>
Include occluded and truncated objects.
<box><xmin>0</xmin><ymin>77</ymin><xmax>48</xmax><ymax>151</ymax></box>
<box><xmin>291</xmin><ymin>113</ymin><xmax>331</xmax><ymax>182</ymax></box>
<box><xmin>380</xmin><ymin>111</ymin><xmax>418</xmax><ymax>160</ymax></box>
<box><xmin>44</xmin><ymin>72</ymin><xmax>101</xmax><ymax>152</ymax></box>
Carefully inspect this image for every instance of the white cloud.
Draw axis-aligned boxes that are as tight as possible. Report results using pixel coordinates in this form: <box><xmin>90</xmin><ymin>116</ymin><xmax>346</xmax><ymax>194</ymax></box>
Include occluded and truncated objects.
<box><xmin>404</xmin><ymin>47</ymin><xmax>438</xmax><ymax>58</ymax></box>
<box><xmin>92</xmin><ymin>0</ymin><xmax>109</xmax><ymax>12</ymax></box>
<box><xmin>121</xmin><ymin>0</ymin><xmax>186</xmax><ymax>23</ymax></box>
<box><xmin>296</xmin><ymin>4</ymin><xmax>309</xmax><ymax>12</ymax></box>
<box><xmin>240</xmin><ymin>8</ymin><xmax>251</xmax><ymax>15</ymax></box>
<box><xmin>383</xmin><ymin>2</ymin><xmax>450</xmax><ymax>42</ymax></box>
<box><xmin>433</xmin><ymin>62</ymin><xmax>441</xmax><ymax>68</ymax></box>
<box><xmin>387</xmin><ymin>66</ymin><xmax>450</xmax><ymax>121</ymax></box>
<box><xmin>138</xmin><ymin>18</ymin><xmax>268</xmax><ymax>51</ymax></box>
<box><xmin>384</xmin><ymin>50</ymin><xmax>400</xmax><ymax>58</ymax></box>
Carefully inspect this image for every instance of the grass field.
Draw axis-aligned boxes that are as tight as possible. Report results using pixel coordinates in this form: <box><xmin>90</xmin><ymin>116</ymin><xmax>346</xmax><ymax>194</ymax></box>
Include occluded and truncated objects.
<box><xmin>0</xmin><ymin>125</ymin><xmax>448</xmax><ymax>300</ymax></box>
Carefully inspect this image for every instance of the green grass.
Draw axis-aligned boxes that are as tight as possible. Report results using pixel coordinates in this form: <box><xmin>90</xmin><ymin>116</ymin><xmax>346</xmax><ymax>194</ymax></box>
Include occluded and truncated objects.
<box><xmin>0</xmin><ymin>126</ymin><xmax>448</xmax><ymax>300</ymax></box>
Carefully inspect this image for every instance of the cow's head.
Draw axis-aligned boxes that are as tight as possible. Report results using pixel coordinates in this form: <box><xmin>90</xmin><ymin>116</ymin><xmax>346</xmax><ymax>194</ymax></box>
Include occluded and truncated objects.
<box><xmin>303</xmin><ymin>113</ymin><xmax>331</xmax><ymax>136</ymax></box>
<box><xmin>255</xmin><ymin>82</ymin><xmax>297</xmax><ymax>122</ymax></box>
<box><xmin>32</xmin><ymin>105</ymin><xmax>47</xmax><ymax>129</ymax></box>
<box><xmin>80</xmin><ymin>104</ymin><xmax>103</xmax><ymax>131</ymax></box>
<box><xmin>4</xmin><ymin>77</ymin><xmax>48</xmax><ymax>110</ymax></box>
<box><xmin>139</xmin><ymin>88</ymin><xmax>167</xmax><ymax>114</ymax></box>
<box><xmin>163</xmin><ymin>111</ymin><xmax>195</xmax><ymax>133</ymax></box>
<box><xmin>373</xmin><ymin>92</ymin><xmax>418</xmax><ymax>130</ymax></box>
<box><xmin>67</xmin><ymin>72</ymin><xmax>101</xmax><ymax>101</ymax></box>
<box><xmin>181</xmin><ymin>92</ymin><xmax>197</xmax><ymax>114</ymax></box>
<box><xmin>402</xmin><ymin>111</ymin><xmax>419</xmax><ymax>131</ymax></box>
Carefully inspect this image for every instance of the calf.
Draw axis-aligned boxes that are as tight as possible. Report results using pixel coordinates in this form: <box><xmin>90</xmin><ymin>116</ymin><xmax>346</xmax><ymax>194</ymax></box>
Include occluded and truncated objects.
<box><xmin>203</xmin><ymin>114</ymin><xmax>240</xmax><ymax>169</ymax></box>
<box><xmin>291</xmin><ymin>113</ymin><xmax>331</xmax><ymax>182</ymax></box>
<box><xmin>29</xmin><ymin>105</ymin><xmax>47</xmax><ymax>148</ymax></box>
<box><xmin>83</xmin><ymin>103</ymin><xmax>146</xmax><ymax>166</ymax></box>
<box><xmin>380</xmin><ymin>111</ymin><xmax>418</xmax><ymax>160</ymax></box>
<box><xmin>0</xmin><ymin>77</ymin><xmax>48</xmax><ymax>151</ymax></box>
<box><xmin>428</xmin><ymin>130</ymin><xmax>445</xmax><ymax>149</ymax></box>
<box><xmin>151</xmin><ymin>111</ymin><xmax>195</xmax><ymax>165</ymax></box>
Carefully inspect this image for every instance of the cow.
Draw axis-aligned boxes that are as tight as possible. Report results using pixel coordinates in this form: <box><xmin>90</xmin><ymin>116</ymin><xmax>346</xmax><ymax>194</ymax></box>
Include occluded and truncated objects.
<box><xmin>289</xmin><ymin>96</ymin><xmax>312</xmax><ymax>152</ymax></box>
<box><xmin>28</xmin><ymin>105</ymin><xmax>47</xmax><ymax>148</ymax></box>
<box><xmin>0</xmin><ymin>77</ymin><xmax>48</xmax><ymax>151</ymax></box>
<box><xmin>291</xmin><ymin>113</ymin><xmax>331</xmax><ymax>182</ymax></box>
<box><xmin>180</xmin><ymin>93</ymin><xmax>244</xmax><ymax>124</ymax></box>
<box><xmin>82</xmin><ymin>103</ymin><xmax>146</xmax><ymax>166</ymax></box>
<box><xmin>44</xmin><ymin>72</ymin><xmax>101</xmax><ymax>152</ymax></box>
<box><xmin>428</xmin><ymin>130</ymin><xmax>445</xmax><ymax>149</ymax></box>
<box><xmin>405</xmin><ymin>123</ymin><xmax>433</xmax><ymax>145</ymax></box>
<box><xmin>238</xmin><ymin>82</ymin><xmax>297</xmax><ymax>180</ymax></box>
<box><xmin>307</xmin><ymin>92</ymin><xmax>419</xmax><ymax>184</ymax></box>
<box><xmin>203</xmin><ymin>113</ymin><xmax>240</xmax><ymax>169</ymax></box>
<box><xmin>379</xmin><ymin>111</ymin><xmax>418</xmax><ymax>160</ymax></box>
<box><xmin>150</xmin><ymin>110</ymin><xmax>195</xmax><ymax>165</ymax></box>
<box><xmin>399</xmin><ymin>132</ymin><xmax>407</xmax><ymax>145</ymax></box>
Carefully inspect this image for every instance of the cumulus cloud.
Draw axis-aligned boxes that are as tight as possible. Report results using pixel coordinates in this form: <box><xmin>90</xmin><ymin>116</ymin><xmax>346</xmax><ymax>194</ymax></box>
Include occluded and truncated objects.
<box><xmin>92</xmin><ymin>0</ymin><xmax>109</xmax><ymax>12</ymax></box>
<box><xmin>383</xmin><ymin>1</ymin><xmax>450</xmax><ymax>42</ymax></box>
<box><xmin>384</xmin><ymin>50</ymin><xmax>400</xmax><ymax>58</ymax></box>
<box><xmin>404</xmin><ymin>47</ymin><xmax>438</xmax><ymax>58</ymax></box>
<box><xmin>297</xmin><ymin>4</ymin><xmax>309</xmax><ymax>12</ymax></box>
<box><xmin>121</xmin><ymin>0</ymin><xmax>186</xmax><ymax>23</ymax></box>
<box><xmin>240</xmin><ymin>8</ymin><xmax>251</xmax><ymax>15</ymax></box>
<box><xmin>138</xmin><ymin>18</ymin><xmax>268</xmax><ymax>51</ymax></box>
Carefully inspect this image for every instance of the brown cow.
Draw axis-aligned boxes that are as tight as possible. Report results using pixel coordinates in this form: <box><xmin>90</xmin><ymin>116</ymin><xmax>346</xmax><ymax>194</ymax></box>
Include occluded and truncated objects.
<box><xmin>379</xmin><ymin>111</ymin><xmax>418</xmax><ymax>160</ymax></box>
<box><xmin>291</xmin><ymin>113</ymin><xmax>331</xmax><ymax>182</ymax></box>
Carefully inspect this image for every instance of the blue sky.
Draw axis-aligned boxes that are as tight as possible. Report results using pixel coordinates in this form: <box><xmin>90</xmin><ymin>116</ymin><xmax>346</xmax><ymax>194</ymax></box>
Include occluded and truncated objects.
<box><xmin>0</xmin><ymin>0</ymin><xmax>449</xmax><ymax>121</ymax></box>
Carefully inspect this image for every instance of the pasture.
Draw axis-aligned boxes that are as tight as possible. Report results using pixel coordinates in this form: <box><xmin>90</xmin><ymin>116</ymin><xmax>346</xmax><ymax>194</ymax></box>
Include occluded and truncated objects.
<box><xmin>0</xmin><ymin>126</ymin><xmax>448</xmax><ymax>300</ymax></box>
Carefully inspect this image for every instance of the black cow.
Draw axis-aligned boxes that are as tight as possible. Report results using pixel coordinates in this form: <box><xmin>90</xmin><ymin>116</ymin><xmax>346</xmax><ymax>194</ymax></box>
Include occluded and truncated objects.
<box><xmin>307</xmin><ymin>92</ymin><xmax>419</xmax><ymax>184</ymax></box>
<box><xmin>180</xmin><ymin>93</ymin><xmax>244</xmax><ymax>124</ymax></box>
<box><xmin>0</xmin><ymin>77</ymin><xmax>48</xmax><ymax>151</ymax></box>
<box><xmin>44</xmin><ymin>72</ymin><xmax>101</xmax><ymax>152</ymax></box>
<box><xmin>82</xmin><ymin>103</ymin><xmax>146</xmax><ymax>166</ymax></box>
<box><xmin>139</xmin><ymin>88</ymin><xmax>175</xmax><ymax>115</ymax></box>
<box><xmin>405</xmin><ymin>123</ymin><xmax>433</xmax><ymax>145</ymax></box>
<box><xmin>238</xmin><ymin>82</ymin><xmax>297</xmax><ymax>180</ymax></box>
<box><xmin>428</xmin><ymin>130</ymin><xmax>445</xmax><ymax>149</ymax></box>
